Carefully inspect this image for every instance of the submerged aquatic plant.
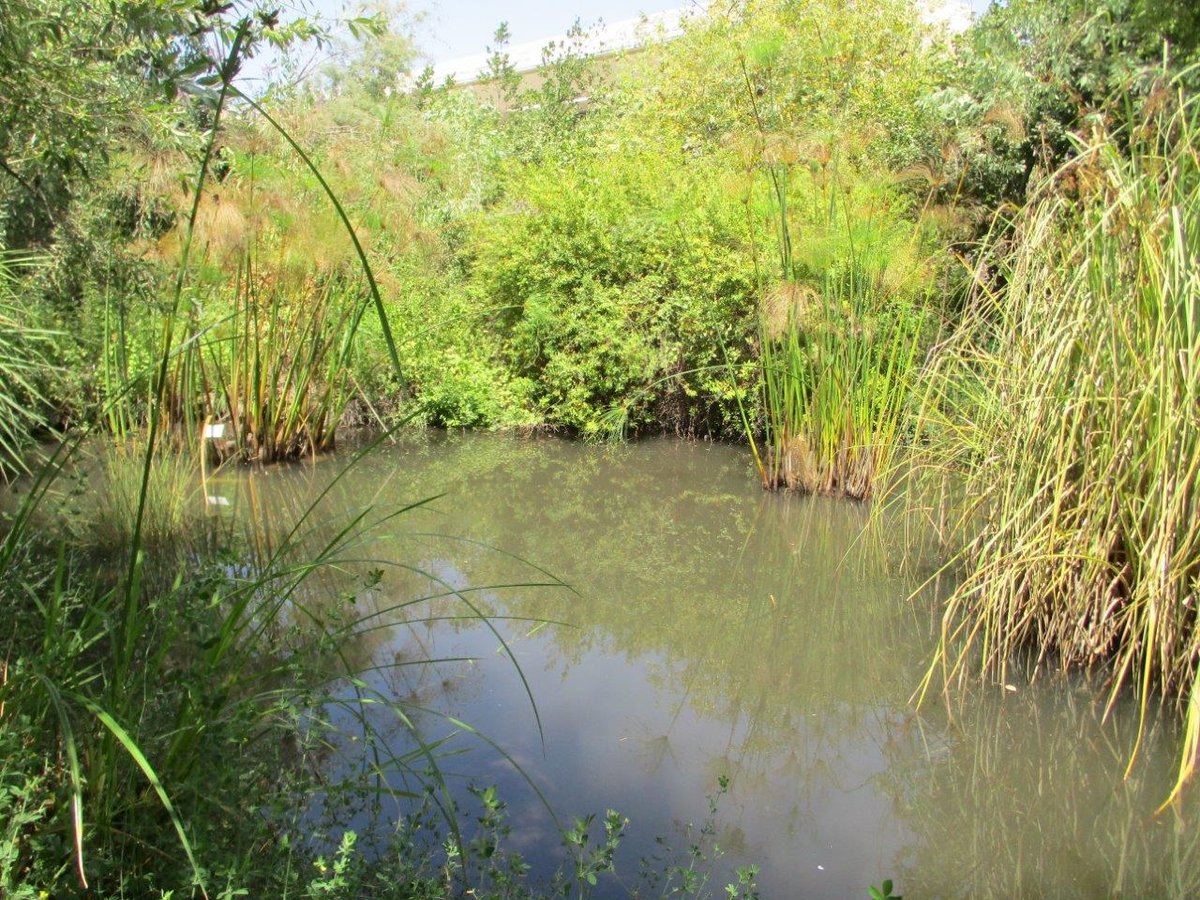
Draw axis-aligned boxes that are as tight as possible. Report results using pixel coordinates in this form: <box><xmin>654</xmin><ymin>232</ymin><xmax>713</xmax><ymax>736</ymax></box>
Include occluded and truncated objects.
<box><xmin>915</xmin><ymin>77</ymin><xmax>1200</xmax><ymax>804</ymax></box>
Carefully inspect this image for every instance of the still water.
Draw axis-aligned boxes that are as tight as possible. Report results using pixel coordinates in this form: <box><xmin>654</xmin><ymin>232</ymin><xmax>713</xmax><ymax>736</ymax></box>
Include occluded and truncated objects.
<box><xmin>199</xmin><ymin>432</ymin><xmax>1197</xmax><ymax>898</ymax></box>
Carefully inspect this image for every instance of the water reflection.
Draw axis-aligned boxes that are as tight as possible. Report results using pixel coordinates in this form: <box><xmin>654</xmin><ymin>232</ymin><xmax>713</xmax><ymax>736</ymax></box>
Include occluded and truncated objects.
<box><xmin>181</xmin><ymin>433</ymin><xmax>1200</xmax><ymax>897</ymax></box>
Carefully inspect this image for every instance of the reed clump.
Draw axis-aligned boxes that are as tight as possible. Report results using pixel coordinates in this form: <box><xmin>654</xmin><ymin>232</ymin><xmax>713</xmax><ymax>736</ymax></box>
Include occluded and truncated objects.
<box><xmin>917</xmin><ymin>85</ymin><xmax>1200</xmax><ymax>801</ymax></box>
<box><xmin>757</xmin><ymin>269</ymin><xmax>925</xmax><ymax>500</ymax></box>
<box><xmin>203</xmin><ymin>266</ymin><xmax>359</xmax><ymax>463</ymax></box>
<box><xmin>84</xmin><ymin>442</ymin><xmax>203</xmax><ymax>552</ymax></box>
<box><xmin>156</xmin><ymin>263</ymin><xmax>363</xmax><ymax>464</ymax></box>
<box><xmin>0</xmin><ymin>252</ymin><xmax>52</xmax><ymax>477</ymax></box>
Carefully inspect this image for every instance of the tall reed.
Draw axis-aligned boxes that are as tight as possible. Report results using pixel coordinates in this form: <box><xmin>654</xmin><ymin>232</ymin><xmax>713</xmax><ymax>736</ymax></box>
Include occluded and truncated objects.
<box><xmin>738</xmin><ymin>45</ymin><xmax>933</xmax><ymax>501</ymax></box>
<box><xmin>915</xmin><ymin>80</ymin><xmax>1200</xmax><ymax>804</ymax></box>
<box><xmin>0</xmin><ymin>251</ymin><xmax>53</xmax><ymax>476</ymax></box>
<box><xmin>755</xmin><ymin>270</ymin><xmax>924</xmax><ymax>500</ymax></box>
<box><xmin>178</xmin><ymin>263</ymin><xmax>361</xmax><ymax>463</ymax></box>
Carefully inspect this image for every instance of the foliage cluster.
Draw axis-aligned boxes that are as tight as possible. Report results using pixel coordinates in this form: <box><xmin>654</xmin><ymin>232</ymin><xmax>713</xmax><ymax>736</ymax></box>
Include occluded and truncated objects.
<box><xmin>926</xmin><ymin>0</ymin><xmax>1200</xmax><ymax>213</ymax></box>
<box><xmin>6</xmin><ymin>0</ymin><xmax>1200</xmax><ymax>889</ymax></box>
<box><xmin>7</xmin><ymin>0</ymin><xmax>1200</xmax><ymax>449</ymax></box>
<box><xmin>455</xmin><ymin>0</ymin><xmax>950</xmax><ymax>440</ymax></box>
<box><xmin>3</xmin><ymin>0</ymin><xmax>959</xmax><ymax>446</ymax></box>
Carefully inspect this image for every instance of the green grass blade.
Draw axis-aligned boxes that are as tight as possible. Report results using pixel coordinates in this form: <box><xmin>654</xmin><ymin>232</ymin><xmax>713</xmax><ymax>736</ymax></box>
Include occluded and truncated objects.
<box><xmin>73</xmin><ymin>695</ymin><xmax>209</xmax><ymax>899</ymax></box>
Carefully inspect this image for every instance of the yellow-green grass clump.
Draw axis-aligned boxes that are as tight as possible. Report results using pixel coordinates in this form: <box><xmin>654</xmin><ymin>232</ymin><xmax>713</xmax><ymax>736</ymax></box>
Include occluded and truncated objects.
<box><xmin>918</xmin><ymin>86</ymin><xmax>1200</xmax><ymax>803</ymax></box>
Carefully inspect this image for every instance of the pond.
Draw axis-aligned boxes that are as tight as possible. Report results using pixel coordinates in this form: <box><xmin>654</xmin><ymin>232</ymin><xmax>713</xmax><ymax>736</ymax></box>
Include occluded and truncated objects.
<box><xmin>197</xmin><ymin>432</ymin><xmax>1197</xmax><ymax>898</ymax></box>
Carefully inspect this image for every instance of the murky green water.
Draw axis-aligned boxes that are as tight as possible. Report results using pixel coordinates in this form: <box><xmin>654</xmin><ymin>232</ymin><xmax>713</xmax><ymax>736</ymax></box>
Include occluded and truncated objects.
<box><xmin>197</xmin><ymin>432</ymin><xmax>1198</xmax><ymax>898</ymax></box>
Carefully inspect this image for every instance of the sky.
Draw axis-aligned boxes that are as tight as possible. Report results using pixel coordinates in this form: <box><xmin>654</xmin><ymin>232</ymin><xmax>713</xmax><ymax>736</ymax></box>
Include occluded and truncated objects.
<box><xmin>409</xmin><ymin>0</ymin><xmax>693</xmax><ymax>63</ymax></box>
<box><xmin>319</xmin><ymin>0</ymin><xmax>992</xmax><ymax>67</ymax></box>
<box><xmin>248</xmin><ymin>0</ymin><xmax>992</xmax><ymax>89</ymax></box>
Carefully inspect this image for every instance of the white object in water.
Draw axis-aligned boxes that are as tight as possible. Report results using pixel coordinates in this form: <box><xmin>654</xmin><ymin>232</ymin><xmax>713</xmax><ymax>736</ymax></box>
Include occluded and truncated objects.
<box><xmin>203</xmin><ymin>422</ymin><xmax>227</xmax><ymax>439</ymax></box>
<box><xmin>206</xmin><ymin>495</ymin><xmax>231</xmax><ymax>507</ymax></box>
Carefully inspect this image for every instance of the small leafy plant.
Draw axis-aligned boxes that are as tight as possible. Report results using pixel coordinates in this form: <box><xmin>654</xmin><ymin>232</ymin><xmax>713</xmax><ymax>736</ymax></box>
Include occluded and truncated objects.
<box><xmin>561</xmin><ymin>809</ymin><xmax>628</xmax><ymax>897</ymax></box>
